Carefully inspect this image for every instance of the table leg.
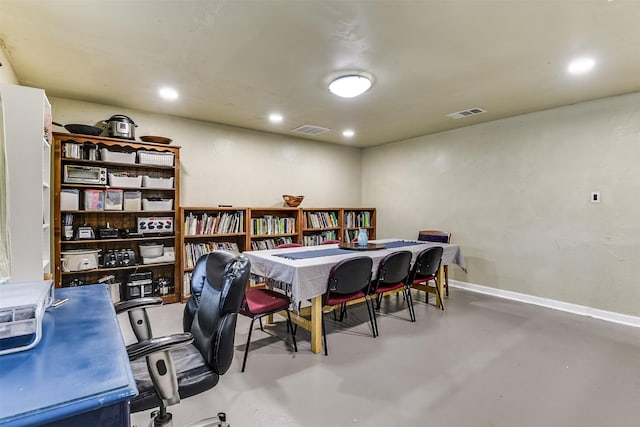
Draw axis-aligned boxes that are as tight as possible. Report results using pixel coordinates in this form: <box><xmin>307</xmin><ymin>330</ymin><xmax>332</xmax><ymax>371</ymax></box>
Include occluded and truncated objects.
<box><xmin>310</xmin><ymin>295</ymin><xmax>323</xmax><ymax>354</ymax></box>
<box><xmin>436</xmin><ymin>265</ymin><xmax>445</xmax><ymax>308</ymax></box>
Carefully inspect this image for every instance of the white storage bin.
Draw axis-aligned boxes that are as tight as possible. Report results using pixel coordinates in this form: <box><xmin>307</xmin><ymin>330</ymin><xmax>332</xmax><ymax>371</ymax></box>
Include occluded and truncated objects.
<box><xmin>105</xmin><ymin>189</ymin><xmax>123</xmax><ymax>210</ymax></box>
<box><xmin>138</xmin><ymin>150</ymin><xmax>175</xmax><ymax>166</ymax></box>
<box><xmin>142</xmin><ymin>198</ymin><xmax>173</xmax><ymax>211</ymax></box>
<box><xmin>83</xmin><ymin>189</ymin><xmax>104</xmax><ymax>211</ymax></box>
<box><xmin>99</xmin><ymin>148</ymin><xmax>136</xmax><ymax>164</ymax></box>
<box><xmin>123</xmin><ymin>191</ymin><xmax>142</xmax><ymax>211</ymax></box>
<box><xmin>108</xmin><ymin>173</ymin><xmax>142</xmax><ymax>188</ymax></box>
<box><xmin>142</xmin><ymin>175</ymin><xmax>174</xmax><ymax>189</ymax></box>
<box><xmin>60</xmin><ymin>189</ymin><xmax>80</xmax><ymax>210</ymax></box>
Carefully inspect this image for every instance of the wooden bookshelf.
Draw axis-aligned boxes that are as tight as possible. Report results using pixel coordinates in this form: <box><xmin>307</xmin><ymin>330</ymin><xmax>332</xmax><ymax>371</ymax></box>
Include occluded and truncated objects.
<box><xmin>247</xmin><ymin>207</ymin><xmax>301</xmax><ymax>250</ymax></box>
<box><xmin>301</xmin><ymin>208</ymin><xmax>343</xmax><ymax>245</ymax></box>
<box><xmin>342</xmin><ymin>208</ymin><xmax>377</xmax><ymax>243</ymax></box>
<box><xmin>180</xmin><ymin>206</ymin><xmax>249</xmax><ymax>301</ymax></box>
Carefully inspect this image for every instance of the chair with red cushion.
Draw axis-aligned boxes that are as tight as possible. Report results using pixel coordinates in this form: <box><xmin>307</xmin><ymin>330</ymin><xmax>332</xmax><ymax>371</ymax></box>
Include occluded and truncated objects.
<box><xmin>276</xmin><ymin>243</ymin><xmax>303</xmax><ymax>248</ymax></box>
<box><xmin>409</xmin><ymin>246</ymin><xmax>444</xmax><ymax>310</ymax></box>
<box><xmin>417</xmin><ymin>230</ymin><xmax>451</xmax><ymax>296</ymax></box>
<box><xmin>320</xmin><ymin>239</ymin><xmax>341</xmax><ymax>245</ymax></box>
<box><xmin>238</xmin><ymin>287</ymin><xmax>297</xmax><ymax>372</ymax></box>
<box><xmin>369</xmin><ymin>250</ymin><xmax>414</xmax><ymax>334</ymax></box>
<box><xmin>321</xmin><ymin>256</ymin><xmax>375</xmax><ymax>355</ymax></box>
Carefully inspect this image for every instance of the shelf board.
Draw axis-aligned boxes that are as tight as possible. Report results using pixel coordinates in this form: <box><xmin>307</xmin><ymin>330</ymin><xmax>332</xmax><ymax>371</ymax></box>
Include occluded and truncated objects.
<box><xmin>184</xmin><ymin>232</ymin><xmax>246</xmax><ymax>238</ymax></box>
<box><xmin>61</xmin><ymin>157</ymin><xmax>175</xmax><ymax>170</ymax></box>
<box><xmin>60</xmin><ymin>235</ymin><xmax>174</xmax><ymax>244</ymax></box>
<box><xmin>251</xmin><ymin>233</ymin><xmax>298</xmax><ymax>238</ymax></box>
<box><xmin>302</xmin><ymin>227</ymin><xmax>340</xmax><ymax>232</ymax></box>
<box><xmin>61</xmin><ymin>209</ymin><xmax>175</xmax><ymax>214</ymax></box>
<box><xmin>61</xmin><ymin>183</ymin><xmax>174</xmax><ymax>191</ymax></box>
<box><xmin>60</xmin><ymin>261</ymin><xmax>175</xmax><ymax>275</ymax></box>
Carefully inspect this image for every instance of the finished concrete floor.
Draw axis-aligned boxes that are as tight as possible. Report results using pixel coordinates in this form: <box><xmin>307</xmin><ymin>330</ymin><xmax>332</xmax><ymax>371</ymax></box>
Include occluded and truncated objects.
<box><xmin>125</xmin><ymin>288</ymin><xmax>640</xmax><ymax>427</ymax></box>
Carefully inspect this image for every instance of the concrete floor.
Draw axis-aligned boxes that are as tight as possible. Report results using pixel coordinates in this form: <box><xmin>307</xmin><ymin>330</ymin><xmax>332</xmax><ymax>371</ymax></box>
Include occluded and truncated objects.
<box><xmin>125</xmin><ymin>288</ymin><xmax>640</xmax><ymax>427</ymax></box>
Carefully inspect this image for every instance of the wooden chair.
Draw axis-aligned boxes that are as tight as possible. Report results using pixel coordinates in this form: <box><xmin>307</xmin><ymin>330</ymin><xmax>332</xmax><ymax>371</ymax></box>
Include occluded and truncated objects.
<box><xmin>417</xmin><ymin>230</ymin><xmax>451</xmax><ymax>296</ymax></box>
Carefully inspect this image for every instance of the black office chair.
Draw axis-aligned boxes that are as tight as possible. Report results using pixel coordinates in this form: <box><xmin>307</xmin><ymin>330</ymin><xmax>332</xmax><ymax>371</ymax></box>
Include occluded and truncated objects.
<box><xmin>369</xmin><ymin>250</ymin><xmax>414</xmax><ymax>335</ymax></box>
<box><xmin>116</xmin><ymin>250</ymin><xmax>250</xmax><ymax>427</ymax></box>
<box><xmin>408</xmin><ymin>246</ymin><xmax>445</xmax><ymax>310</ymax></box>
<box><xmin>321</xmin><ymin>256</ymin><xmax>375</xmax><ymax>355</ymax></box>
<box><xmin>417</xmin><ymin>230</ymin><xmax>451</xmax><ymax>296</ymax></box>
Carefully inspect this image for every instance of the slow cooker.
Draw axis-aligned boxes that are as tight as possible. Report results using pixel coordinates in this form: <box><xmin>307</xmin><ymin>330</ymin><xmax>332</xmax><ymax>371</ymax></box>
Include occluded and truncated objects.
<box><xmin>105</xmin><ymin>114</ymin><xmax>137</xmax><ymax>140</ymax></box>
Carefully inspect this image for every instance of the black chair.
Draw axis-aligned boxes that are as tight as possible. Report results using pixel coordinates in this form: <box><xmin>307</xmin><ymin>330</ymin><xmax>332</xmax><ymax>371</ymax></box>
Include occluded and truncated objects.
<box><xmin>417</xmin><ymin>230</ymin><xmax>451</xmax><ymax>296</ymax></box>
<box><xmin>238</xmin><ymin>286</ymin><xmax>298</xmax><ymax>372</ymax></box>
<box><xmin>321</xmin><ymin>256</ymin><xmax>375</xmax><ymax>355</ymax></box>
<box><xmin>116</xmin><ymin>250</ymin><xmax>250</xmax><ymax>427</ymax></box>
<box><xmin>409</xmin><ymin>246</ymin><xmax>444</xmax><ymax>310</ymax></box>
<box><xmin>369</xmin><ymin>250</ymin><xmax>414</xmax><ymax>334</ymax></box>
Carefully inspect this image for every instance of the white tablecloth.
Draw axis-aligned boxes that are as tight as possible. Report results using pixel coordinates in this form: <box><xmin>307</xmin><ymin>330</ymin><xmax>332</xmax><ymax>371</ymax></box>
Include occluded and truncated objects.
<box><xmin>243</xmin><ymin>239</ymin><xmax>465</xmax><ymax>309</ymax></box>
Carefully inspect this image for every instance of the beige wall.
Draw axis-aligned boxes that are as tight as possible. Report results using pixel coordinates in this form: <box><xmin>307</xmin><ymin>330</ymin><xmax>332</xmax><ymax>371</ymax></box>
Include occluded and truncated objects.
<box><xmin>49</xmin><ymin>97</ymin><xmax>362</xmax><ymax>207</ymax></box>
<box><xmin>0</xmin><ymin>45</ymin><xmax>18</xmax><ymax>84</ymax></box>
<box><xmin>363</xmin><ymin>92</ymin><xmax>640</xmax><ymax>316</ymax></box>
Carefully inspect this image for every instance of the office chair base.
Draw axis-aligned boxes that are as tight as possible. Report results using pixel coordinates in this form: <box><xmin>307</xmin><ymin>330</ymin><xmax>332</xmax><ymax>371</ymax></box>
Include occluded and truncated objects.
<box><xmin>149</xmin><ymin>410</ymin><xmax>173</xmax><ymax>427</ymax></box>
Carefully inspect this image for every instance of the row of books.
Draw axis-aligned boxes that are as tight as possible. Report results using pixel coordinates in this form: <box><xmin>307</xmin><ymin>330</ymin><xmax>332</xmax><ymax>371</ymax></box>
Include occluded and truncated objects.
<box><xmin>304</xmin><ymin>211</ymin><xmax>339</xmax><ymax>229</ymax></box>
<box><xmin>251</xmin><ymin>216</ymin><xmax>296</xmax><ymax>235</ymax></box>
<box><xmin>303</xmin><ymin>231</ymin><xmax>339</xmax><ymax>246</ymax></box>
<box><xmin>344</xmin><ymin>228</ymin><xmax>368</xmax><ymax>242</ymax></box>
<box><xmin>183</xmin><ymin>241</ymin><xmax>241</xmax><ymax>269</ymax></box>
<box><xmin>344</xmin><ymin>211</ymin><xmax>372</xmax><ymax>228</ymax></box>
<box><xmin>250</xmin><ymin>237</ymin><xmax>294</xmax><ymax>250</ymax></box>
<box><xmin>184</xmin><ymin>211</ymin><xmax>244</xmax><ymax>235</ymax></box>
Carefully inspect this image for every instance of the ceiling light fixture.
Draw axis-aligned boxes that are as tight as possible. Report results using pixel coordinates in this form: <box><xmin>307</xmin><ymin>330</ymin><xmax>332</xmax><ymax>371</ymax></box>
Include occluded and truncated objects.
<box><xmin>269</xmin><ymin>113</ymin><xmax>283</xmax><ymax>123</ymax></box>
<box><xmin>328</xmin><ymin>74</ymin><xmax>372</xmax><ymax>98</ymax></box>
<box><xmin>159</xmin><ymin>87</ymin><xmax>179</xmax><ymax>101</ymax></box>
<box><xmin>342</xmin><ymin>129</ymin><xmax>355</xmax><ymax>138</ymax></box>
<box><xmin>567</xmin><ymin>57</ymin><xmax>595</xmax><ymax>75</ymax></box>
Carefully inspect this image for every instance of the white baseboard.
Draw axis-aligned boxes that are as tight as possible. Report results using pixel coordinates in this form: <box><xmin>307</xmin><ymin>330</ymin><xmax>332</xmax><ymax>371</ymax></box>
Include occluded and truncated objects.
<box><xmin>450</xmin><ymin>280</ymin><xmax>640</xmax><ymax>328</ymax></box>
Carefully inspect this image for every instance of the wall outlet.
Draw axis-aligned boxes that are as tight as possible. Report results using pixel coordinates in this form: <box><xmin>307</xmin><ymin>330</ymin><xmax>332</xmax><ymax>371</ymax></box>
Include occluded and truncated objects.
<box><xmin>591</xmin><ymin>192</ymin><xmax>600</xmax><ymax>203</ymax></box>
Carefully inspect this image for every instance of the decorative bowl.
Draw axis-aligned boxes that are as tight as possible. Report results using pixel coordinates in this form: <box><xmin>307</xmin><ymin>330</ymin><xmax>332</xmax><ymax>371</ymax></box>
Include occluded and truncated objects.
<box><xmin>283</xmin><ymin>194</ymin><xmax>304</xmax><ymax>207</ymax></box>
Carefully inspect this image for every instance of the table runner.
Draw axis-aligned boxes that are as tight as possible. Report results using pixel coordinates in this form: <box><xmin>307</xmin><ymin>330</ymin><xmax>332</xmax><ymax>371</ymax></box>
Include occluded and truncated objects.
<box><xmin>274</xmin><ymin>240</ymin><xmax>423</xmax><ymax>260</ymax></box>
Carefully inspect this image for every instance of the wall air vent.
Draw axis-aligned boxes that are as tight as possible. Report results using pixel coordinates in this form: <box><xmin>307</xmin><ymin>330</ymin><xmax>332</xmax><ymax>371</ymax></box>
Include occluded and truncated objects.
<box><xmin>290</xmin><ymin>124</ymin><xmax>331</xmax><ymax>136</ymax></box>
<box><xmin>446</xmin><ymin>107</ymin><xmax>487</xmax><ymax>119</ymax></box>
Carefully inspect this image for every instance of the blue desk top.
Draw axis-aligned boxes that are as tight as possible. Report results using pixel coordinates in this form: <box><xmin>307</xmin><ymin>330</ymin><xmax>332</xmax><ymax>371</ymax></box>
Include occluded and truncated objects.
<box><xmin>0</xmin><ymin>284</ymin><xmax>138</xmax><ymax>426</ymax></box>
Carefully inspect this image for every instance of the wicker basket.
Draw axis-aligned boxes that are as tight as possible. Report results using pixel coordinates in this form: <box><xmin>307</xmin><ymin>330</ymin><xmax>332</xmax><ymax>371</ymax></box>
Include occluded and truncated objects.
<box><xmin>283</xmin><ymin>194</ymin><xmax>304</xmax><ymax>207</ymax></box>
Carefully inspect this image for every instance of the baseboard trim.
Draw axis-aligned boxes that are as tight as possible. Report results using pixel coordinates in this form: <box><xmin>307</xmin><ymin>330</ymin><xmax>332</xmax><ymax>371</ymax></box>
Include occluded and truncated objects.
<box><xmin>450</xmin><ymin>280</ymin><xmax>640</xmax><ymax>328</ymax></box>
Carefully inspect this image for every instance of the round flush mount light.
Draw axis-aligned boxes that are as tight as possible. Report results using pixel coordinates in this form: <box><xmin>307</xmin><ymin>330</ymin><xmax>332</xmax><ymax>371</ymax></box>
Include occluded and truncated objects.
<box><xmin>567</xmin><ymin>57</ymin><xmax>595</xmax><ymax>75</ymax></box>
<box><xmin>159</xmin><ymin>86</ymin><xmax>179</xmax><ymax>101</ymax></box>
<box><xmin>342</xmin><ymin>129</ymin><xmax>355</xmax><ymax>138</ymax></box>
<box><xmin>328</xmin><ymin>74</ymin><xmax>373</xmax><ymax>98</ymax></box>
<box><xmin>269</xmin><ymin>113</ymin><xmax>283</xmax><ymax>123</ymax></box>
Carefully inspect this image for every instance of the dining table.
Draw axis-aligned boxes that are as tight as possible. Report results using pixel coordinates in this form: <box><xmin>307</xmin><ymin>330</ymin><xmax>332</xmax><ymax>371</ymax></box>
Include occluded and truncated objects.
<box><xmin>242</xmin><ymin>238</ymin><xmax>466</xmax><ymax>354</ymax></box>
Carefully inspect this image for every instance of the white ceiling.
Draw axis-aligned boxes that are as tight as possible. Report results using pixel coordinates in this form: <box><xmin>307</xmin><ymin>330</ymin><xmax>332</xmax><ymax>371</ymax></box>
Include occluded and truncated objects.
<box><xmin>1</xmin><ymin>0</ymin><xmax>640</xmax><ymax>147</ymax></box>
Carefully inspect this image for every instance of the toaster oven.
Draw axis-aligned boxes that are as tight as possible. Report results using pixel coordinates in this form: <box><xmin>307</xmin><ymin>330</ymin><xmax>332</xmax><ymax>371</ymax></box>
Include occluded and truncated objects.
<box><xmin>64</xmin><ymin>165</ymin><xmax>107</xmax><ymax>185</ymax></box>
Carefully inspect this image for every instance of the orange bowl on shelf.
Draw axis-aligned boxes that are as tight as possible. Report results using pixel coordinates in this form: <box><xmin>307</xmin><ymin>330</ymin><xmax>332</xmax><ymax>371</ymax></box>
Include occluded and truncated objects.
<box><xmin>283</xmin><ymin>195</ymin><xmax>304</xmax><ymax>207</ymax></box>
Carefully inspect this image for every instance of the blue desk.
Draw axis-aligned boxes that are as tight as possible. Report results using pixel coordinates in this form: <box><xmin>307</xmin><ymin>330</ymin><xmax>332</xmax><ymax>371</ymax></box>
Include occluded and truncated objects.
<box><xmin>0</xmin><ymin>284</ymin><xmax>138</xmax><ymax>426</ymax></box>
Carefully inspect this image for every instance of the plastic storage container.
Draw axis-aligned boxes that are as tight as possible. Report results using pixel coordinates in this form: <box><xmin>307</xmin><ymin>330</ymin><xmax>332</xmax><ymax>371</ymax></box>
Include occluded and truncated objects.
<box><xmin>139</xmin><ymin>243</ymin><xmax>164</xmax><ymax>258</ymax></box>
<box><xmin>108</xmin><ymin>173</ymin><xmax>142</xmax><ymax>188</ymax></box>
<box><xmin>60</xmin><ymin>189</ymin><xmax>80</xmax><ymax>210</ymax></box>
<box><xmin>104</xmin><ymin>189</ymin><xmax>123</xmax><ymax>210</ymax></box>
<box><xmin>142</xmin><ymin>198</ymin><xmax>173</xmax><ymax>211</ymax></box>
<box><xmin>142</xmin><ymin>175</ymin><xmax>174</xmax><ymax>188</ymax></box>
<box><xmin>83</xmin><ymin>189</ymin><xmax>104</xmax><ymax>211</ymax></box>
<box><xmin>137</xmin><ymin>150</ymin><xmax>175</xmax><ymax>166</ymax></box>
<box><xmin>123</xmin><ymin>191</ymin><xmax>142</xmax><ymax>211</ymax></box>
<box><xmin>99</xmin><ymin>148</ymin><xmax>136</xmax><ymax>164</ymax></box>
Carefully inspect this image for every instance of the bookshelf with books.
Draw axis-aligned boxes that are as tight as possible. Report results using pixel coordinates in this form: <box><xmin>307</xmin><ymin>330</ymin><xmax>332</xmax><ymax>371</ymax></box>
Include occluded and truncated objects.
<box><xmin>301</xmin><ymin>208</ymin><xmax>342</xmax><ymax>245</ymax></box>
<box><xmin>247</xmin><ymin>207</ymin><xmax>301</xmax><ymax>250</ymax></box>
<box><xmin>342</xmin><ymin>208</ymin><xmax>377</xmax><ymax>243</ymax></box>
<box><xmin>180</xmin><ymin>207</ymin><xmax>248</xmax><ymax>300</ymax></box>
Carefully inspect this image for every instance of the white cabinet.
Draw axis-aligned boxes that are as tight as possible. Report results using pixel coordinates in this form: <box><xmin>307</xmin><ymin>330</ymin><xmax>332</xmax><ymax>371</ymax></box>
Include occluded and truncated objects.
<box><xmin>0</xmin><ymin>84</ymin><xmax>52</xmax><ymax>282</ymax></box>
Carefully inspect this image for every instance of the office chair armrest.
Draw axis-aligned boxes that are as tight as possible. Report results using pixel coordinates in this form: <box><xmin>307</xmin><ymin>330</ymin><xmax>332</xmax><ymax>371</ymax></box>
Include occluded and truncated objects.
<box><xmin>127</xmin><ymin>332</ymin><xmax>194</xmax><ymax>361</ymax></box>
<box><xmin>114</xmin><ymin>297</ymin><xmax>164</xmax><ymax>314</ymax></box>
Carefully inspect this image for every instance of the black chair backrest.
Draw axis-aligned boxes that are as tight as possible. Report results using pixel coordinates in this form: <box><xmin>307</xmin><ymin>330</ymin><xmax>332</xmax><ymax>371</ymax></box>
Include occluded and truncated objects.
<box><xmin>411</xmin><ymin>246</ymin><xmax>444</xmax><ymax>280</ymax></box>
<box><xmin>417</xmin><ymin>230</ymin><xmax>450</xmax><ymax>244</ymax></box>
<box><xmin>375</xmin><ymin>250</ymin><xmax>412</xmax><ymax>286</ymax></box>
<box><xmin>185</xmin><ymin>251</ymin><xmax>250</xmax><ymax>375</ymax></box>
<box><xmin>325</xmin><ymin>256</ymin><xmax>373</xmax><ymax>300</ymax></box>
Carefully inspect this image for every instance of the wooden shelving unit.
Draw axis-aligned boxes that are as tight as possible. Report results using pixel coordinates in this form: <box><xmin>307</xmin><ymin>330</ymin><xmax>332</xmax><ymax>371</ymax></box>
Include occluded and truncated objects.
<box><xmin>300</xmin><ymin>208</ymin><xmax>342</xmax><ymax>245</ymax></box>
<box><xmin>53</xmin><ymin>133</ymin><xmax>182</xmax><ymax>303</ymax></box>
<box><xmin>247</xmin><ymin>207</ymin><xmax>301</xmax><ymax>250</ymax></box>
<box><xmin>342</xmin><ymin>208</ymin><xmax>377</xmax><ymax>242</ymax></box>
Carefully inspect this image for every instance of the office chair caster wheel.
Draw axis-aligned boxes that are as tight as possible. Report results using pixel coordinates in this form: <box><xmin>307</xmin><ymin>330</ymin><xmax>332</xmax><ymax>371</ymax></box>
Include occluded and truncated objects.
<box><xmin>149</xmin><ymin>409</ymin><xmax>173</xmax><ymax>427</ymax></box>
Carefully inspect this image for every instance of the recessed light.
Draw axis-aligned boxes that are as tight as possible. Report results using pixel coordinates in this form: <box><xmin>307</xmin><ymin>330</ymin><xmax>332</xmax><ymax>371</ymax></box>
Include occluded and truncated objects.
<box><xmin>567</xmin><ymin>57</ymin><xmax>595</xmax><ymax>75</ymax></box>
<box><xmin>328</xmin><ymin>74</ymin><xmax>373</xmax><ymax>98</ymax></box>
<box><xmin>342</xmin><ymin>129</ymin><xmax>355</xmax><ymax>138</ymax></box>
<box><xmin>269</xmin><ymin>113</ymin><xmax>283</xmax><ymax>123</ymax></box>
<box><xmin>159</xmin><ymin>87</ymin><xmax>179</xmax><ymax>100</ymax></box>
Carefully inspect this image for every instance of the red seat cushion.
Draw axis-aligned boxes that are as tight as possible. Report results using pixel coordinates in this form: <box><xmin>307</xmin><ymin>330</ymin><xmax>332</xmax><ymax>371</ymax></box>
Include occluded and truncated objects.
<box><xmin>241</xmin><ymin>288</ymin><xmax>290</xmax><ymax>316</ymax></box>
<box><xmin>325</xmin><ymin>289</ymin><xmax>366</xmax><ymax>306</ymax></box>
<box><xmin>374</xmin><ymin>281</ymin><xmax>405</xmax><ymax>294</ymax></box>
<box><xmin>411</xmin><ymin>275</ymin><xmax>435</xmax><ymax>286</ymax></box>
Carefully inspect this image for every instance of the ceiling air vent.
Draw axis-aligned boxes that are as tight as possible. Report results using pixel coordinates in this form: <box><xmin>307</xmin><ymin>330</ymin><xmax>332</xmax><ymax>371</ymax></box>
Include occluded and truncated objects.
<box><xmin>446</xmin><ymin>107</ymin><xmax>487</xmax><ymax>119</ymax></box>
<box><xmin>290</xmin><ymin>124</ymin><xmax>331</xmax><ymax>136</ymax></box>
